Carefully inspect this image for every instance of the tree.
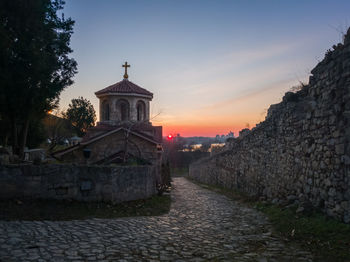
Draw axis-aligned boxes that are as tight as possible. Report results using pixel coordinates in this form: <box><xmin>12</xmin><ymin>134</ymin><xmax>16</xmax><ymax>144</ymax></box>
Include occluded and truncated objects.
<box><xmin>0</xmin><ymin>0</ymin><xmax>77</xmax><ymax>158</ymax></box>
<box><xmin>43</xmin><ymin>110</ymin><xmax>73</xmax><ymax>151</ymax></box>
<box><xmin>64</xmin><ymin>97</ymin><xmax>96</xmax><ymax>137</ymax></box>
<box><xmin>0</xmin><ymin>114</ymin><xmax>11</xmax><ymax>147</ymax></box>
<box><xmin>26</xmin><ymin>119</ymin><xmax>46</xmax><ymax>149</ymax></box>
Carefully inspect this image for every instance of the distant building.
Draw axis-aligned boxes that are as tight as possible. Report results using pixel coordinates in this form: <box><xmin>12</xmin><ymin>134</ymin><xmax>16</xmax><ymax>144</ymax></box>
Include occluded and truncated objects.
<box><xmin>191</xmin><ymin>144</ymin><xmax>202</xmax><ymax>151</ymax></box>
<box><xmin>215</xmin><ymin>131</ymin><xmax>235</xmax><ymax>142</ymax></box>
<box><xmin>209</xmin><ymin>143</ymin><xmax>225</xmax><ymax>156</ymax></box>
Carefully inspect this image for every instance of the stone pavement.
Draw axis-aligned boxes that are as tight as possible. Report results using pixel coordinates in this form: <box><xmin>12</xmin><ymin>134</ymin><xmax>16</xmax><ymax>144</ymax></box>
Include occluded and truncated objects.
<box><xmin>0</xmin><ymin>177</ymin><xmax>313</xmax><ymax>261</ymax></box>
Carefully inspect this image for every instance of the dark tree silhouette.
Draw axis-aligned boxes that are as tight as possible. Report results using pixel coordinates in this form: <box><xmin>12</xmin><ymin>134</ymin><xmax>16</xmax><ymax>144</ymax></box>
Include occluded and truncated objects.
<box><xmin>0</xmin><ymin>0</ymin><xmax>77</xmax><ymax>157</ymax></box>
<box><xmin>64</xmin><ymin>97</ymin><xmax>96</xmax><ymax>137</ymax></box>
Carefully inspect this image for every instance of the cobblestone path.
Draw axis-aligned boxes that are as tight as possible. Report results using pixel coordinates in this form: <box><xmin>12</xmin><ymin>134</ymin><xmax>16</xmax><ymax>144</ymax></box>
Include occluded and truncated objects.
<box><xmin>0</xmin><ymin>177</ymin><xmax>313</xmax><ymax>261</ymax></box>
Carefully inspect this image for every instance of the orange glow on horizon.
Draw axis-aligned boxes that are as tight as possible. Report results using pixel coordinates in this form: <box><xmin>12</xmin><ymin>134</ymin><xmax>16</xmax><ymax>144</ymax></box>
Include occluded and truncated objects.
<box><xmin>163</xmin><ymin>124</ymin><xmax>252</xmax><ymax>137</ymax></box>
<box><xmin>157</xmin><ymin>110</ymin><xmax>265</xmax><ymax>137</ymax></box>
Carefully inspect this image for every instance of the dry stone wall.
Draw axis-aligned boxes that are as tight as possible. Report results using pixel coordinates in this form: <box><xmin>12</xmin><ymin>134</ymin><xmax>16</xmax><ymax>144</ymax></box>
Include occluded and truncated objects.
<box><xmin>0</xmin><ymin>164</ymin><xmax>157</xmax><ymax>203</ymax></box>
<box><xmin>190</xmin><ymin>29</ymin><xmax>350</xmax><ymax>223</ymax></box>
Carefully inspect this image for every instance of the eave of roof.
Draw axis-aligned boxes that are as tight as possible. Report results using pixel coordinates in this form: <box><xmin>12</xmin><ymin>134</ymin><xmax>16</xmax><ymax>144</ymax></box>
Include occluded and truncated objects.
<box><xmin>52</xmin><ymin>127</ymin><xmax>160</xmax><ymax>158</ymax></box>
<box><xmin>95</xmin><ymin>92</ymin><xmax>152</xmax><ymax>99</ymax></box>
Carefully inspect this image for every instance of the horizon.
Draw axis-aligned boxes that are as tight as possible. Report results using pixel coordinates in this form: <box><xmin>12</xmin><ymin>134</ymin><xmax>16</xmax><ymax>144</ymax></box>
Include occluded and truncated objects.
<box><xmin>1</xmin><ymin>0</ymin><xmax>350</xmax><ymax>256</ymax></box>
<box><xmin>59</xmin><ymin>0</ymin><xmax>350</xmax><ymax>137</ymax></box>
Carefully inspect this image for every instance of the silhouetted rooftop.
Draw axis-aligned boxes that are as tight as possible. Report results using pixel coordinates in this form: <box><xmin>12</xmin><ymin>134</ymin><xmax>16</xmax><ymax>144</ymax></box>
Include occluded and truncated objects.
<box><xmin>95</xmin><ymin>79</ymin><xmax>153</xmax><ymax>97</ymax></box>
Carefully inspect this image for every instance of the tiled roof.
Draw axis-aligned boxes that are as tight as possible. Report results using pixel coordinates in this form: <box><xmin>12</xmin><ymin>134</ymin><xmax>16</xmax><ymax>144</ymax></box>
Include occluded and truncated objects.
<box><xmin>95</xmin><ymin>79</ymin><xmax>153</xmax><ymax>97</ymax></box>
<box><xmin>81</xmin><ymin>123</ymin><xmax>162</xmax><ymax>143</ymax></box>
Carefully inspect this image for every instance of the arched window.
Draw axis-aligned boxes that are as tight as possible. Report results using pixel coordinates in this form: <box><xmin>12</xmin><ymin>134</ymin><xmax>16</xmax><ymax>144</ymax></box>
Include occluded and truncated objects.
<box><xmin>102</xmin><ymin>101</ymin><xmax>109</xmax><ymax>121</ymax></box>
<box><xmin>116</xmin><ymin>99</ymin><xmax>130</xmax><ymax>121</ymax></box>
<box><xmin>136</xmin><ymin>100</ymin><xmax>146</xmax><ymax>121</ymax></box>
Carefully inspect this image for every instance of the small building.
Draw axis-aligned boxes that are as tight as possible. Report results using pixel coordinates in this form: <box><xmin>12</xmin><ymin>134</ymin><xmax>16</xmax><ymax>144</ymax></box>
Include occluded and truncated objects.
<box><xmin>53</xmin><ymin>63</ymin><xmax>163</xmax><ymax>178</ymax></box>
<box><xmin>24</xmin><ymin>148</ymin><xmax>46</xmax><ymax>161</ymax></box>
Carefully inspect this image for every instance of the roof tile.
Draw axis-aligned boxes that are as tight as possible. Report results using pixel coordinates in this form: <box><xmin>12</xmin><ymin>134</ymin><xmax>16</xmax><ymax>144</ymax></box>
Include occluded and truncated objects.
<box><xmin>95</xmin><ymin>79</ymin><xmax>153</xmax><ymax>97</ymax></box>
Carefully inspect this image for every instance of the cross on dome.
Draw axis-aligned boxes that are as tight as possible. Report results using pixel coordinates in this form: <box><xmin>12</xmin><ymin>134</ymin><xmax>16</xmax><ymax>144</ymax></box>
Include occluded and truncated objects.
<box><xmin>122</xmin><ymin>62</ymin><xmax>130</xmax><ymax>79</ymax></box>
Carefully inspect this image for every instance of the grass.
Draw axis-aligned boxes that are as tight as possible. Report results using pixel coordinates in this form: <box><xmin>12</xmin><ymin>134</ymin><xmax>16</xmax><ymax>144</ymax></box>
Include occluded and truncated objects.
<box><xmin>186</xmin><ymin>177</ymin><xmax>254</xmax><ymax>203</ymax></box>
<box><xmin>0</xmin><ymin>195</ymin><xmax>171</xmax><ymax>221</ymax></box>
<box><xmin>187</xmin><ymin>177</ymin><xmax>350</xmax><ymax>262</ymax></box>
<box><xmin>256</xmin><ymin>203</ymin><xmax>350</xmax><ymax>262</ymax></box>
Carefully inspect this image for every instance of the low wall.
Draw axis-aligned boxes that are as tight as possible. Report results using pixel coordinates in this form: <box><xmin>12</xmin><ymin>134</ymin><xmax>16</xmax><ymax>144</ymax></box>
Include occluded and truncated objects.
<box><xmin>0</xmin><ymin>164</ymin><xmax>157</xmax><ymax>203</ymax></box>
<box><xmin>189</xmin><ymin>29</ymin><xmax>350</xmax><ymax>223</ymax></box>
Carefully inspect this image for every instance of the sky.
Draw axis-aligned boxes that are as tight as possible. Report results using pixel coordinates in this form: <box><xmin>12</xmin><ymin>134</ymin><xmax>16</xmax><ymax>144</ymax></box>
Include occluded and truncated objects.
<box><xmin>59</xmin><ymin>0</ymin><xmax>350</xmax><ymax>137</ymax></box>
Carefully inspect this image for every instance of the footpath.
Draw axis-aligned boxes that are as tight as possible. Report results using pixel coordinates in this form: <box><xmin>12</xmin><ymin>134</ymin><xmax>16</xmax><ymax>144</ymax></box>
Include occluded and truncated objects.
<box><xmin>0</xmin><ymin>177</ymin><xmax>313</xmax><ymax>261</ymax></box>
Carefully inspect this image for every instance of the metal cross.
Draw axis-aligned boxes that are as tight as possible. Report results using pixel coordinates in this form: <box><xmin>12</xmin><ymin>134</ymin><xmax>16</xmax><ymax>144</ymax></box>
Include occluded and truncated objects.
<box><xmin>122</xmin><ymin>62</ymin><xmax>130</xmax><ymax>79</ymax></box>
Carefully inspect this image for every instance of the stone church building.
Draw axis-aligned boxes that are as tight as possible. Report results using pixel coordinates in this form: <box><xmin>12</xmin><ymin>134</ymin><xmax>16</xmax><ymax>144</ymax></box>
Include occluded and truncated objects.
<box><xmin>53</xmin><ymin>63</ymin><xmax>163</xmax><ymax>170</ymax></box>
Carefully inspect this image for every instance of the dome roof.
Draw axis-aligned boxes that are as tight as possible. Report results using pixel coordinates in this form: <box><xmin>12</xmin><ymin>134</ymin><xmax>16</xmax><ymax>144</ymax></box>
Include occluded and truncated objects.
<box><xmin>95</xmin><ymin>79</ymin><xmax>153</xmax><ymax>98</ymax></box>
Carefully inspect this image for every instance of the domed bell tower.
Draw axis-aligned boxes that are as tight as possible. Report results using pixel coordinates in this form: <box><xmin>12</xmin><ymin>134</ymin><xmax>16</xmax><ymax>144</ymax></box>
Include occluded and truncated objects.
<box><xmin>95</xmin><ymin>62</ymin><xmax>153</xmax><ymax>126</ymax></box>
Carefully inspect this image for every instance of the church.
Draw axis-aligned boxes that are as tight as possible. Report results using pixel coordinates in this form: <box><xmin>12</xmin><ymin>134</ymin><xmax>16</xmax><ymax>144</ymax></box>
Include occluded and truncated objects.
<box><xmin>53</xmin><ymin>62</ymin><xmax>163</xmax><ymax>169</ymax></box>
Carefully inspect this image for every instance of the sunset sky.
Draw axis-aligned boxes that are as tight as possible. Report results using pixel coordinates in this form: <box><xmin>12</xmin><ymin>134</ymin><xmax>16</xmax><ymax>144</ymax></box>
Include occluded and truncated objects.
<box><xmin>59</xmin><ymin>0</ymin><xmax>350</xmax><ymax>137</ymax></box>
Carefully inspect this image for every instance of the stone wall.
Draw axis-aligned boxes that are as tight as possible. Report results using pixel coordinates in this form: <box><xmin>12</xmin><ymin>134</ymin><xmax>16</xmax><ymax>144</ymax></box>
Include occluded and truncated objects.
<box><xmin>189</xmin><ymin>29</ymin><xmax>350</xmax><ymax>223</ymax></box>
<box><xmin>99</xmin><ymin>95</ymin><xmax>151</xmax><ymax>123</ymax></box>
<box><xmin>0</xmin><ymin>164</ymin><xmax>157</xmax><ymax>203</ymax></box>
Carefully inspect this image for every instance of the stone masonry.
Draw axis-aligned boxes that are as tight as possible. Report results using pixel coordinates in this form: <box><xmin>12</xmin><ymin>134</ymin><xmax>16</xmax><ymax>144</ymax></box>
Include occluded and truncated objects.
<box><xmin>0</xmin><ymin>164</ymin><xmax>156</xmax><ymax>203</ymax></box>
<box><xmin>190</xmin><ymin>28</ymin><xmax>350</xmax><ymax>223</ymax></box>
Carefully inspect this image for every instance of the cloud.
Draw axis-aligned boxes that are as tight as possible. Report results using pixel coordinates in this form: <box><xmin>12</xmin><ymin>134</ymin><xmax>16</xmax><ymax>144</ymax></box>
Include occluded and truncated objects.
<box><xmin>161</xmin><ymin>39</ymin><xmax>304</xmax><ymax>87</ymax></box>
<box><xmin>200</xmin><ymin>76</ymin><xmax>303</xmax><ymax>111</ymax></box>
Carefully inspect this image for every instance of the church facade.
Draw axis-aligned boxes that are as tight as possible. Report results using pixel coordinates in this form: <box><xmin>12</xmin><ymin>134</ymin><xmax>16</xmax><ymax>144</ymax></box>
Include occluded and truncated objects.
<box><xmin>53</xmin><ymin>63</ymin><xmax>163</xmax><ymax>173</ymax></box>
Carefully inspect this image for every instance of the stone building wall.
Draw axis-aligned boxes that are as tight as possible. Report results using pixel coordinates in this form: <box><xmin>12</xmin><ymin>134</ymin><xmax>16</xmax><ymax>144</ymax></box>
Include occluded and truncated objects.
<box><xmin>61</xmin><ymin>131</ymin><xmax>160</xmax><ymax>165</ymax></box>
<box><xmin>59</xmin><ymin>131</ymin><xmax>162</xmax><ymax>184</ymax></box>
<box><xmin>0</xmin><ymin>164</ymin><xmax>157</xmax><ymax>203</ymax></box>
<box><xmin>189</xmin><ymin>29</ymin><xmax>350</xmax><ymax>223</ymax></box>
<box><xmin>99</xmin><ymin>95</ymin><xmax>151</xmax><ymax>124</ymax></box>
